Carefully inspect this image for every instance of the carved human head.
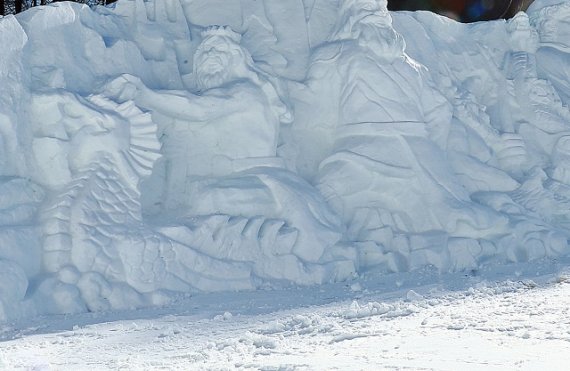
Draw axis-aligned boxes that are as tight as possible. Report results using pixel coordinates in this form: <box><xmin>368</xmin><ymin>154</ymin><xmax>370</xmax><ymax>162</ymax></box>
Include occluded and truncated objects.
<box><xmin>339</xmin><ymin>0</ymin><xmax>388</xmax><ymax>18</ymax></box>
<box><xmin>193</xmin><ymin>26</ymin><xmax>253</xmax><ymax>90</ymax></box>
<box><xmin>530</xmin><ymin>2</ymin><xmax>570</xmax><ymax>51</ymax></box>
<box><xmin>507</xmin><ymin>12</ymin><xmax>539</xmax><ymax>53</ymax></box>
<box><xmin>331</xmin><ymin>0</ymin><xmax>404</xmax><ymax>63</ymax></box>
<box><xmin>332</xmin><ymin>0</ymin><xmax>391</xmax><ymax>40</ymax></box>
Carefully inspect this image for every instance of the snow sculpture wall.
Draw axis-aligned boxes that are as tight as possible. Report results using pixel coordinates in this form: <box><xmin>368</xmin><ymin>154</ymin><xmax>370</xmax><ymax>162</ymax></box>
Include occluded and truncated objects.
<box><xmin>1</xmin><ymin>0</ymin><xmax>570</xmax><ymax>321</ymax></box>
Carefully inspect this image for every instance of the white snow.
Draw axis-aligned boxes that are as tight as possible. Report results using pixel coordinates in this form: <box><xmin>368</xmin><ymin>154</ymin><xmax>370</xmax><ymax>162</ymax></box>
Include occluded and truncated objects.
<box><xmin>2</xmin><ymin>265</ymin><xmax>570</xmax><ymax>370</ymax></box>
<box><xmin>1</xmin><ymin>0</ymin><xmax>570</xmax><ymax>353</ymax></box>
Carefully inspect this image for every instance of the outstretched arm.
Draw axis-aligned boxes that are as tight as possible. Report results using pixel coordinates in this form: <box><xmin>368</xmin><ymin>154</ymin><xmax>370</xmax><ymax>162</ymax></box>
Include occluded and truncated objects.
<box><xmin>135</xmin><ymin>88</ymin><xmax>225</xmax><ymax>122</ymax></box>
<box><xmin>103</xmin><ymin>74</ymin><xmax>244</xmax><ymax>121</ymax></box>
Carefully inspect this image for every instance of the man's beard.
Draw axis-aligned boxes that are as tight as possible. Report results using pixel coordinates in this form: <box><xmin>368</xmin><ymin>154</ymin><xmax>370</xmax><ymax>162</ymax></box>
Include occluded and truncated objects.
<box><xmin>358</xmin><ymin>21</ymin><xmax>405</xmax><ymax>64</ymax></box>
<box><xmin>194</xmin><ymin>53</ymin><xmax>232</xmax><ymax>91</ymax></box>
<box><xmin>196</xmin><ymin>68</ymin><xmax>231</xmax><ymax>91</ymax></box>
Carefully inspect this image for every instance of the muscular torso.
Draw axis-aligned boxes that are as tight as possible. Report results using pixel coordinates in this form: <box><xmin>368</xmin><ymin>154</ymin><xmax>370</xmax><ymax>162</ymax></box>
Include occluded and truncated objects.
<box><xmin>161</xmin><ymin>82</ymin><xmax>280</xmax><ymax>177</ymax></box>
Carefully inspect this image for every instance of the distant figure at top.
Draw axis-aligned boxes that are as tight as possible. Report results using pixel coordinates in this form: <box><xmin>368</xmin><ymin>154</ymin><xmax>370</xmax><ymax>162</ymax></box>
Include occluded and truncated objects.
<box><xmin>296</xmin><ymin>0</ymin><xmax>506</xmax><ymax>244</ymax></box>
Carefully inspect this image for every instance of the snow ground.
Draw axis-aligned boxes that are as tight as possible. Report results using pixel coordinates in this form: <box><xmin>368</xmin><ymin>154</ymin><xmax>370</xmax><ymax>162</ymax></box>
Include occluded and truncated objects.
<box><xmin>2</xmin><ymin>258</ymin><xmax>570</xmax><ymax>370</ymax></box>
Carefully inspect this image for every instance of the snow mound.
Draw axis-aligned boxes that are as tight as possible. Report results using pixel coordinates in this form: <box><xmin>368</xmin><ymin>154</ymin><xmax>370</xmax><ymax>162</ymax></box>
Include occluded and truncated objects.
<box><xmin>1</xmin><ymin>0</ymin><xmax>570</xmax><ymax>321</ymax></box>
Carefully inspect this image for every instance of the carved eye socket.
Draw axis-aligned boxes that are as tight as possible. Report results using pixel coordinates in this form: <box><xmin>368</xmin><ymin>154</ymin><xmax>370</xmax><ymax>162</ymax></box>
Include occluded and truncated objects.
<box><xmin>203</xmin><ymin>43</ymin><xmax>229</xmax><ymax>54</ymax></box>
<box><xmin>531</xmin><ymin>86</ymin><xmax>548</xmax><ymax>97</ymax></box>
<box><xmin>355</xmin><ymin>0</ymin><xmax>379</xmax><ymax>12</ymax></box>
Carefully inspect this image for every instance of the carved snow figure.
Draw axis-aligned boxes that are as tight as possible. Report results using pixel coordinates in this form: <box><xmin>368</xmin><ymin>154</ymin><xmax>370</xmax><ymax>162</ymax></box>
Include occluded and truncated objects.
<box><xmin>531</xmin><ymin>1</ymin><xmax>570</xmax><ymax>105</ymax></box>
<box><xmin>446</xmin><ymin>89</ymin><xmax>523</xmax><ymax>194</ymax></box>
<box><xmin>504</xmin><ymin>12</ymin><xmax>550</xmax><ymax>170</ymax></box>
<box><xmin>29</xmin><ymin>92</ymin><xmax>172</xmax><ymax>312</ymax></box>
<box><xmin>503</xmin><ymin>13</ymin><xmax>567</xmax><ymax>166</ymax></box>
<box><xmin>461</xmin><ymin>70</ymin><xmax>524</xmax><ymax>180</ymax></box>
<box><xmin>31</xmin><ymin>89</ymin><xmax>267</xmax><ymax>312</ymax></box>
<box><xmin>107</xmin><ymin>26</ymin><xmax>355</xmax><ymax>287</ymax></box>
<box><xmin>495</xmin><ymin>13</ymin><xmax>570</xmax><ymax>231</ymax></box>
<box><xmin>294</xmin><ymin>0</ymin><xmax>508</xmax><ymax>273</ymax></box>
<box><xmin>3</xmin><ymin>0</ymin><xmax>570</xmax><ymax>321</ymax></box>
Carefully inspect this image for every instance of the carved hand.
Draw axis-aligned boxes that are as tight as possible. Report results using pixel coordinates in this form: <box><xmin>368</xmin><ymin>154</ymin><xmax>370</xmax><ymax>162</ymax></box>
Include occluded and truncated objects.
<box><xmin>103</xmin><ymin>74</ymin><xmax>145</xmax><ymax>103</ymax></box>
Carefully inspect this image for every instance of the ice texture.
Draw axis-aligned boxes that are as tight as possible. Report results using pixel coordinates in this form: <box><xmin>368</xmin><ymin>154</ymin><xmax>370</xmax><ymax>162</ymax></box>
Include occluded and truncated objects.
<box><xmin>1</xmin><ymin>0</ymin><xmax>570</xmax><ymax>321</ymax></box>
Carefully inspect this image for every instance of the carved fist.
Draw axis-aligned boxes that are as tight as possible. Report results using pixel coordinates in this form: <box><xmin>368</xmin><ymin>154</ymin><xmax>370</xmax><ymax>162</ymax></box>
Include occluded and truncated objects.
<box><xmin>103</xmin><ymin>74</ymin><xmax>144</xmax><ymax>103</ymax></box>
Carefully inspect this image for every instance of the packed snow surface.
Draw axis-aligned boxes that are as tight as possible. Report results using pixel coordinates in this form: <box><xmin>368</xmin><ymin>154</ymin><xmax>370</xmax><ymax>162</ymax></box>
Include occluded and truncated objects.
<box><xmin>1</xmin><ymin>0</ymin><xmax>570</xmax><ymax>321</ymax></box>
<box><xmin>2</xmin><ymin>263</ymin><xmax>570</xmax><ymax>370</ymax></box>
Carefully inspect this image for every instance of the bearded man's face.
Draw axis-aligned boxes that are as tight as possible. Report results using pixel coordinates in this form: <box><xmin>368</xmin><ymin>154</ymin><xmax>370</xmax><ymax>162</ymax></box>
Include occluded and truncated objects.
<box><xmin>348</xmin><ymin>0</ymin><xmax>388</xmax><ymax>23</ymax></box>
<box><xmin>356</xmin><ymin>15</ymin><xmax>405</xmax><ymax>63</ymax></box>
<box><xmin>194</xmin><ymin>36</ymin><xmax>235</xmax><ymax>90</ymax></box>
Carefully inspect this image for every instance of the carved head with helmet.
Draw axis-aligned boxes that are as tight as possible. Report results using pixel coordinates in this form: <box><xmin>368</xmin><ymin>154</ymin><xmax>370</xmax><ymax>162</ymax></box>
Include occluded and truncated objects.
<box><xmin>193</xmin><ymin>26</ymin><xmax>255</xmax><ymax>91</ymax></box>
<box><xmin>331</xmin><ymin>0</ymin><xmax>405</xmax><ymax>64</ymax></box>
